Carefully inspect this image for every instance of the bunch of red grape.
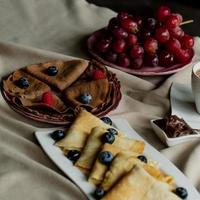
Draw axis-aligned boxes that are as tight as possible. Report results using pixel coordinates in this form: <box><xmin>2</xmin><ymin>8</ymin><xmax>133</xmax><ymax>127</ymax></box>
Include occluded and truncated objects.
<box><xmin>92</xmin><ymin>6</ymin><xmax>194</xmax><ymax>69</ymax></box>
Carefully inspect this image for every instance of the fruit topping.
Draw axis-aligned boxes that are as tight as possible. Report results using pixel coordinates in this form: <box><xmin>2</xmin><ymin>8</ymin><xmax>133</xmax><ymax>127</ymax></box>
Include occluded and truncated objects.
<box><xmin>92</xmin><ymin>70</ymin><xmax>106</xmax><ymax>80</ymax></box>
<box><xmin>101</xmin><ymin>117</ymin><xmax>112</xmax><ymax>125</ymax></box>
<box><xmin>50</xmin><ymin>130</ymin><xmax>65</xmax><ymax>141</ymax></box>
<box><xmin>99</xmin><ymin>151</ymin><xmax>114</xmax><ymax>165</ymax></box>
<box><xmin>17</xmin><ymin>77</ymin><xmax>29</xmax><ymax>89</ymax></box>
<box><xmin>94</xmin><ymin>188</ymin><xmax>105</xmax><ymax>199</ymax></box>
<box><xmin>42</xmin><ymin>91</ymin><xmax>54</xmax><ymax>106</ymax></box>
<box><xmin>175</xmin><ymin>187</ymin><xmax>188</xmax><ymax>199</ymax></box>
<box><xmin>79</xmin><ymin>93</ymin><xmax>92</xmax><ymax>104</ymax></box>
<box><xmin>67</xmin><ymin>150</ymin><xmax>81</xmax><ymax>162</ymax></box>
<box><xmin>101</xmin><ymin>132</ymin><xmax>115</xmax><ymax>144</ymax></box>
<box><xmin>107</xmin><ymin>128</ymin><xmax>118</xmax><ymax>135</ymax></box>
<box><xmin>137</xmin><ymin>155</ymin><xmax>148</xmax><ymax>163</ymax></box>
<box><xmin>45</xmin><ymin>66</ymin><xmax>58</xmax><ymax>76</ymax></box>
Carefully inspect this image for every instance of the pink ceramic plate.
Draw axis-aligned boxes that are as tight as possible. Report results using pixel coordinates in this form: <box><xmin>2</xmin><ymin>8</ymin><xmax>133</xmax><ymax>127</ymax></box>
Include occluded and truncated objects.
<box><xmin>87</xmin><ymin>29</ymin><xmax>194</xmax><ymax>76</ymax></box>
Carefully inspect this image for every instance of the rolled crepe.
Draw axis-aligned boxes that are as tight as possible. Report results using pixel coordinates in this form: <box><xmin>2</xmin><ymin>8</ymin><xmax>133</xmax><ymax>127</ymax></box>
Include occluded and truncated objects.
<box><xmin>56</xmin><ymin>110</ymin><xmax>110</xmax><ymax>151</ymax></box>
<box><xmin>88</xmin><ymin>137</ymin><xmax>145</xmax><ymax>185</ymax></box>
<box><xmin>102</xmin><ymin>166</ymin><xmax>181</xmax><ymax>200</ymax></box>
<box><xmin>75</xmin><ymin>125</ymin><xmax>125</xmax><ymax>172</ymax></box>
<box><xmin>101</xmin><ymin>151</ymin><xmax>173</xmax><ymax>191</ymax></box>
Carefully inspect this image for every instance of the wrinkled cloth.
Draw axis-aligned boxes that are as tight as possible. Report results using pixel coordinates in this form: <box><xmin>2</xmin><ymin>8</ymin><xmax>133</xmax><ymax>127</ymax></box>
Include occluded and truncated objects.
<box><xmin>0</xmin><ymin>1</ymin><xmax>199</xmax><ymax>200</ymax></box>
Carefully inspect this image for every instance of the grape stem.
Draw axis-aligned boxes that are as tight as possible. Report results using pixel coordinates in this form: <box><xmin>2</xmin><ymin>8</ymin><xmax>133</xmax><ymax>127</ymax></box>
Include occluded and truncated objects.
<box><xmin>180</xmin><ymin>20</ymin><xmax>194</xmax><ymax>26</ymax></box>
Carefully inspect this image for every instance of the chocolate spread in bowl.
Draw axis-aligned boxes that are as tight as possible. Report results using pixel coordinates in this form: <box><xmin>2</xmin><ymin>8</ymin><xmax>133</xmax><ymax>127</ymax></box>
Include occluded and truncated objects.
<box><xmin>154</xmin><ymin>115</ymin><xmax>196</xmax><ymax>138</ymax></box>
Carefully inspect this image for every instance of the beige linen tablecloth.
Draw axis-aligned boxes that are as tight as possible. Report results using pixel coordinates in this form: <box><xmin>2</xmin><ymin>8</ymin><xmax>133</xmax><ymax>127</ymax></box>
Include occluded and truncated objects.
<box><xmin>0</xmin><ymin>0</ymin><xmax>199</xmax><ymax>199</ymax></box>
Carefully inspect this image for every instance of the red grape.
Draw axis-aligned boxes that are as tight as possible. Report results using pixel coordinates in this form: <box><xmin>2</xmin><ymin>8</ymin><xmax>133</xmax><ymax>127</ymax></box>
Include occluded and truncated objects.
<box><xmin>121</xmin><ymin>18</ymin><xmax>138</xmax><ymax>33</ymax></box>
<box><xmin>141</xmin><ymin>29</ymin><xmax>152</xmax><ymax>41</ymax></box>
<box><xmin>96</xmin><ymin>39</ymin><xmax>111</xmax><ymax>53</ymax></box>
<box><xmin>130</xmin><ymin>57</ymin><xmax>143</xmax><ymax>69</ymax></box>
<box><xmin>112</xmin><ymin>39</ymin><xmax>126</xmax><ymax>53</ymax></box>
<box><xmin>144</xmin><ymin>37</ymin><xmax>158</xmax><ymax>55</ymax></box>
<box><xmin>118</xmin><ymin>53</ymin><xmax>131</xmax><ymax>68</ymax></box>
<box><xmin>172</xmin><ymin>13</ymin><xmax>183</xmax><ymax>24</ymax></box>
<box><xmin>112</xmin><ymin>27</ymin><xmax>128</xmax><ymax>39</ymax></box>
<box><xmin>145</xmin><ymin>54</ymin><xmax>159</xmax><ymax>67</ymax></box>
<box><xmin>145</xmin><ymin>18</ymin><xmax>157</xmax><ymax>30</ymax></box>
<box><xmin>169</xmin><ymin>26</ymin><xmax>184</xmax><ymax>39</ymax></box>
<box><xmin>135</xmin><ymin>16</ymin><xmax>143</xmax><ymax>27</ymax></box>
<box><xmin>117</xmin><ymin>12</ymin><xmax>129</xmax><ymax>21</ymax></box>
<box><xmin>155</xmin><ymin>27</ymin><xmax>170</xmax><ymax>43</ymax></box>
<box><xmin>159</xmin><ymin>50</ymin><xmax>174</xmax><ymax>67</ymax></box>
<box><xmin>105</xmin><ymin>51</ymin><xmax>118</xmax><ymax>63</ymax></box>
<box><xmin>175</xmin><ymin>49</ymin><xmax>191</xmax><ymax>64</ymax></box>
<box><xmin>181</xmin><ymin>34</ymin><xmax>194</xmax><ymax>49</ymax></box>
<box><xmin>127</xmin><ymin>34</ymin><xmax>138</xmax><ymax>46</ymax></box>
<box><xmin>166</xmin><ymin>38</ymin><xmax>181</xmax><ymax>54</ymax></box>
<box><xmin>130</xmin><ymin>44</ymin><xmax>144</xmax><ymax>58</ymax></box>
<box><xmin>165</xmin><ymin>15</ymin><xmax>180</xmax><ymax>29</ymax></box>
<box><xmin>156</xmin><ymin>6</ymin><xmax>171</xmax><ymax>22</ymax></box>
<box><xmin>108</xmin><ymin>17</ymin><xmax>119</xmax><ymax>31</ymax></box>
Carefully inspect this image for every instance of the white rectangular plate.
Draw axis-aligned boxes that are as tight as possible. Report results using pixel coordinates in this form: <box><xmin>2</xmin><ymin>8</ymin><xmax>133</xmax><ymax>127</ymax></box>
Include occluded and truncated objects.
<box><xmin>35</xmin><ymin>118</ymin><xmax>200</xmax><ymax>200</ymax></box>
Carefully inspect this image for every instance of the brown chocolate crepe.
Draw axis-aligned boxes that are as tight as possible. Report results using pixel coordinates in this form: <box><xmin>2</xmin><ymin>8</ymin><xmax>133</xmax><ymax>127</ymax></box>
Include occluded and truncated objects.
<box><xmin>3</xmin><ymin>70</ymin><xmax>66</xmax><ymax>113</ymax></box>
<box><xmin>1</xmin><ymin>60</ymin><xmax>121</xmax><ymax>124</ymax></box>
<box><xmin>25</xmin><ymin>60</ymin><xmax>88</xmax><ymax>91</ymax></box>
<box><xmin>64</xmin><ymin>79</ymin><xmax>109</xmax><ymax>109</ymax></box>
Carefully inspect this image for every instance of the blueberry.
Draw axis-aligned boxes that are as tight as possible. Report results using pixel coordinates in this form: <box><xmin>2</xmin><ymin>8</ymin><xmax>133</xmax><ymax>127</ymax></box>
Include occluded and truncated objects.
<box><xmin>101</xmin><ymin>132</ymin><xmax>115</xmax><ymax>144</ymax></box>
<box><xmin>99</xmin><ymin>151</ymin><xmax>113</xmax><ymax>165</ymax></box>
<box><xmin>137</xmin><ymin>155</ymin><xmax>148</xmax><ymax>163</ymax></box>
<box><xmin>107</xmin><ymin>128</ymin><xmax>118</xmax><ymax>135</ymax></box>
<box><xmin>175</xmin><ymin>187</ymin><xmax>188</xmax><ymax>199</ymax></box>
<box><xmin>17</xmin><ymin>77</ymin><xmax>29</xmax><ymax>89</ymax></box>
<box><xmin>50</xmin><ymin>130</ymin><xmax>65</xmax><ymax>141</ymax></box>
<box><xmin>45</xmin><ymin>66</ymin><xmax>58</xmax><ymax>76</ymax></box>
<box><xmin>101</xmin><ymin>117</ymin><xmax>112</xmax><ymax>125</ymax></box>
<box><xmin>94</xmin><ymin>188</ymin><xmax>105</xmax><ymax>199</ymax></box>
<box><xmin>79</xmin><ymin>93</ymin><xmax>92</xmax><ymax>104</ymax></box>
<box><xmin>67</xmin><ymin>150</ymin><xmax>81</xmax><ymax>162</ymax></box>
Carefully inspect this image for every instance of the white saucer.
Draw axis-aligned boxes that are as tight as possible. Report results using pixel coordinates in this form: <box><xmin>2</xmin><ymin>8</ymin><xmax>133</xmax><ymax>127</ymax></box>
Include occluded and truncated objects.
<box><xmin>170</xmin><ymin>83</ymin><xmax>200</xmax><ymax>129</ymax></box>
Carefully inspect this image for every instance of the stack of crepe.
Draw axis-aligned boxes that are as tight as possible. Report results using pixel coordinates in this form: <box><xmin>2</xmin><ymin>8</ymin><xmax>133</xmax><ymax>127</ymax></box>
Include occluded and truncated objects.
<box><xmin>2</xmin><ymin>60</ymin><xmax>121</xmax><ymax>124</ymax></box>
<box><xmin>56</xmin><ymin>110</ymin><xmax>181</xmax><ymax>200</ymax></box>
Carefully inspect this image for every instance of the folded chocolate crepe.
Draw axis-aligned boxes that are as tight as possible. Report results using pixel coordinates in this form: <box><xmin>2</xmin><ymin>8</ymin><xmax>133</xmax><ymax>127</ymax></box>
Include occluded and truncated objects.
<box><xmin>1</xmin><ymin>60</ymin><xmax>121</xmax><ymax>124</ymax></box>
<box><xmin>25</xmin><ymin>60</ymin><xmax>89</xmax><ymax>91</ymax></box>
<box><xmin>3</xmin><ymin>70</ymin><xmax>66</xmax><ymax>113</ymax></box>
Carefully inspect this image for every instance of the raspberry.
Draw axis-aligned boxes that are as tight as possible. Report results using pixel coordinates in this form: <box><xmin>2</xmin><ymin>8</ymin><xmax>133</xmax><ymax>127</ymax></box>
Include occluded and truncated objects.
<box><xmin>42</xmin><ymin>91</ymin><xmax>54</xmax><ymax>106</ymax></box>
<box><xmin>92</xmin><ymin>70</ymin><xmax>106</xmax><ymax>80</ymax></box>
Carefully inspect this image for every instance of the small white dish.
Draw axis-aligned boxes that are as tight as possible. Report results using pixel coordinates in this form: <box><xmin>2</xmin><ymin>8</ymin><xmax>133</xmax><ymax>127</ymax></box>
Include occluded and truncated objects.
<box><xmin>150</xmin><ymin>118</ymin><xmax>200</xmax><ymax>147</ymax></box>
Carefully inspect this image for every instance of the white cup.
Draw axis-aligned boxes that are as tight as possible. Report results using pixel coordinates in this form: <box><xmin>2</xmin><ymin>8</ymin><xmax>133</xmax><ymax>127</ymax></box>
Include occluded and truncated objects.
<box><xmin>192</xmin><ymin>62</ymin><xmax>200</xmax><ymax>113</ymax></box>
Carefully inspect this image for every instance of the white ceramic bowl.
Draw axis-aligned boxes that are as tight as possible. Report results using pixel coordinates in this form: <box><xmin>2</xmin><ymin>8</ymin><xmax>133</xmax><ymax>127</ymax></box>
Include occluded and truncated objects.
<box><xmin>150</xmin><ymin>119</ymin><xmax>200</xmax><ymax>147</ymax></box>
